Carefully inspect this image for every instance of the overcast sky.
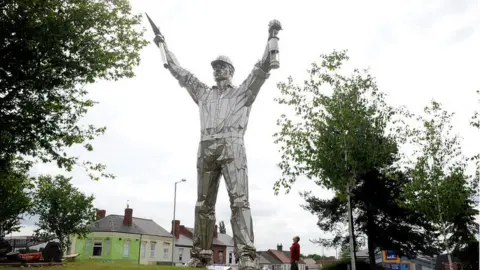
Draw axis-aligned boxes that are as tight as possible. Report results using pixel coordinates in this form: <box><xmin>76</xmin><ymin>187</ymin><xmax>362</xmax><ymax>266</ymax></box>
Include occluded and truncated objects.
<box><xmin>16</xmin><ymin>0</ymin><xmax>480</xmax><ymax>257</ymax></box>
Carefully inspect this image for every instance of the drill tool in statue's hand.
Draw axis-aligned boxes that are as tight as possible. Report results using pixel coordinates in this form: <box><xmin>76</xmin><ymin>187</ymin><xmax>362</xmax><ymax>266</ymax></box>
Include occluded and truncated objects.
<box><xmin>145</xmin><ymin>13</ymin><xmax>169</xmax><ymax>69</ymax></box>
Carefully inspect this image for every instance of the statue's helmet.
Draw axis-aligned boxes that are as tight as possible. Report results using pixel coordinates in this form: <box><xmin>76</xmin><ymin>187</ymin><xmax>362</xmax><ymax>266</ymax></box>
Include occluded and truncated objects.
<box><xmin>211</xmin><ymin>55</ymin><xmax>234</xmax><ymax>72</ymax></box>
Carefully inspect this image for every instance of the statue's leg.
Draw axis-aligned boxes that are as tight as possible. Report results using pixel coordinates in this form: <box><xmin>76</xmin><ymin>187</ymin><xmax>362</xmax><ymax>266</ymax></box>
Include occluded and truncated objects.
<box><xmin>188</xmin><ymin>141</ymin><xmax>222</xmax><ymax>268</ymax></box>
<box><xmin>221</xmin><ymin>139</ymin><xmax>256</xmax><ymax>270</ymax></box>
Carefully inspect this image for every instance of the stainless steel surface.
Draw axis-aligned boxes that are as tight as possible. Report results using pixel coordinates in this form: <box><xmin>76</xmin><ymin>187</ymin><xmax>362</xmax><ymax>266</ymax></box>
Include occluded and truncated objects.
<box><xmin>267</xmin><ymin>20</ymin><xmax>282</xmax><ymax>70</ymax></box>
<box><xmin>152</xmin><ymin>18</ymin><xmax>282</xmax><ymax>270</ymax></box>
<box><xmin>159</xmin><ymin>42</ymin><xmax>168</xmax><ymax>67</ymax></box>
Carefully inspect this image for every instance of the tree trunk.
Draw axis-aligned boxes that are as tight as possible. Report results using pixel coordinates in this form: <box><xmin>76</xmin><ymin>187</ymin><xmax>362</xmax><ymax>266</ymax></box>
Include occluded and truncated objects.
<box><xmin>367</xmin><ymin>236</ymin><xmax>376</xmax><ymax>270</ymax></box>
<box><xmin>58</xmin><ymin>234</ymin><xmax>65</xmax><ymax>255</ymax></box>
<box><xmin>443</xmin><ymin>232</ymin><xmax>453</xmax><ymax>270</ymax></box>
<box><xmin>349</xmin><ymin>196</ymin><xmax>357</xmax><ymax>262</ymax></box>
<box><xmin>365</xmin><ymin>208</ymin><xmax>376</xmax><ymax>270</ymax></box>
<box><xmin>447</xmin><ymin>253</ymin><xmax>453</xmax><ymax>270</ymax></box>
<box><xmin>347</xmin><ymin>183</ymin><xmax>356</xmax><ymax>270</ymax></box>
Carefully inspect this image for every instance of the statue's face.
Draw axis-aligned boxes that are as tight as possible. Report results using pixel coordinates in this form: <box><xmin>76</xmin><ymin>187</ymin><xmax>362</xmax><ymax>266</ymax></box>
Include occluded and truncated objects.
<box><xmin>213</xmin><ymin>63</ymin><xmax>233</xmax><ymax>82</ymax></box>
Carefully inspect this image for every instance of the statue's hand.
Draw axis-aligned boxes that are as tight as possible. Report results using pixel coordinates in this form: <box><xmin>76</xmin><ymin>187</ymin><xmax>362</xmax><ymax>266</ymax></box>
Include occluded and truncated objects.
<box><xmin>268</xmin><ymin>19</ymin><xmax>282</xmax><ymax>37</ymax></box>
<box><xmin>153</xmin><ymin>34</ymin><xmax>166</xmax><ymax>46</ymax></box>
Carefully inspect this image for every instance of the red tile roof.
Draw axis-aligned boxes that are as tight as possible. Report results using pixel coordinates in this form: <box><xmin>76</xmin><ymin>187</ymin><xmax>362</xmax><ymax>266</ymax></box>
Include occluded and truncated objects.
<box><xmin>269</xmin><ymin>249</ymin><xmax>291</xmax><ymax>263</ymax></box>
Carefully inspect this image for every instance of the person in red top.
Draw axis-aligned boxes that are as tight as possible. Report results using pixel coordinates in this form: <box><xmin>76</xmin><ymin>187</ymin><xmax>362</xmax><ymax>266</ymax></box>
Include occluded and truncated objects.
<box><xmin>290</xmin><ymin>236</ymin><xmax>301</xmax><ymax>270</ymax></box>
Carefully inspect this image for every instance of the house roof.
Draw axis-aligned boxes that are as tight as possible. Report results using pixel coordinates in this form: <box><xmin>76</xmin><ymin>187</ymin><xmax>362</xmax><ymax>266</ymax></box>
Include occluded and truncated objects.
<box><xmin>175</xmin><ymin>234</ymin><xmax>193</xmax><ymax>246</ymax></box>
<box><xmin>303</xmin><ymin>258</ymin><xmax>316</xmax><ymax>265</ymax></box>
<box><xmin>184</xmin><ymin>227</ymin><xmax>225</xmax><ymax>246</ymax></box>
<box><xmin>217</xmin><ymin>233</ymin><xmax>234</xmax><ymax>247</ymax></box>
<box><xmin>257</xmin><ymin>252</ymin><xmax>273</xmax><ymax>264</ymax></box>
<box><xmin>91</xmin><ymin>214</ymin><xmax>173</xmax><ymax>237</ymax></box>
<box><xmin>269</xmin><ymin>249</ymin><xmax>291</xmax><ymax>263</ymax></box>
<box><xmin>257</xmin><ymin>251</ymin><xmax>283</xmax><ymax>264</ymax></box>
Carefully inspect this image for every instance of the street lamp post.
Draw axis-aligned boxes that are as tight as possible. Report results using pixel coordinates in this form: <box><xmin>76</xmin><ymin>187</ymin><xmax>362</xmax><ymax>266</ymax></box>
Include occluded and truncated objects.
<box><xmin>172</xmin><ymin>179</ymin><xmax>186</xmax><ymax>266</ymax></box>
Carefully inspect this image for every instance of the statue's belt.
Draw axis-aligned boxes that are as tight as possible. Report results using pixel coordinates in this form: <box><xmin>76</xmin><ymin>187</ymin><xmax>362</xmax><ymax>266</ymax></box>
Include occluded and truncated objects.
<box><xmin>200</xmin><ymin>132</ymin><xmax>244</xmax><ymax>141</ymax></box>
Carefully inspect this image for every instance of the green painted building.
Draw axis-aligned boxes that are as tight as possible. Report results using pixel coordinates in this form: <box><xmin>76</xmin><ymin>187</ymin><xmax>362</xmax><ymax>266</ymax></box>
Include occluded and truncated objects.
<box><xmin>70</xmin><ymin>207</ymin><xmax>174</xmax><ymax>265</ymax></box>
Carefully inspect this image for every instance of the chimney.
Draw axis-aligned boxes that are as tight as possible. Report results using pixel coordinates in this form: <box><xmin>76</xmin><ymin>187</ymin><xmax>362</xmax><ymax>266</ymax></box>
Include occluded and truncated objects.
<box><xmin>123</xmin><ymin>207</ymin><xmax>133</xmax><ymax>226</ymax></box>
<box><xmin>96</xmin><ymin>209</ymin><xmax>106</xmax><ymax>220</ymax></box>
<box><xmin>214</xmin><ymin>225</ymin><xmax>218</xmax><ymax>238</ymax></box>
<box><xmin>171</xmin><ymin>220</ymin><xmax>180</xmax><ymax>239</ymax></box>
<box><xmin>277</xmin><ymin>244</ymin><xmax>283</xmax><ymax>251</ymax></box>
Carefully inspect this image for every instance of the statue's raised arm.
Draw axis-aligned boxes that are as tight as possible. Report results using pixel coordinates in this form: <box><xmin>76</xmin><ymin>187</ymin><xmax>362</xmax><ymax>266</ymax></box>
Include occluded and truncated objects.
<box><xmin>241</xmin><ymin>19</ymin><xmax>283</xmax><ymax>107</ymax></box>
<box><xmin>147</xmin><ymin>13</ymin><xmax>207</xmax><ymax>105</ymax></box>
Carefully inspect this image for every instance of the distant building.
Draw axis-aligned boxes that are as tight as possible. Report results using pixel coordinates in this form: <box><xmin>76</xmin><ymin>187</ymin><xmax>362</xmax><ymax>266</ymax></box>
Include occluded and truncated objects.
<box><xmin>344</xmin><ymin>250</ymin><xmax>436</xmax><ymax>270</ymax></box>
<box><xmin>171</xmin><ymin>220</ymin><xmax>234</xmax><ymax>265</ymax></box>
<box><xmin>69</xmin><ymin>207</ymin><xmax>174</xmax><ymax>265</ymax></box>
<box><xmin>258</xmin><ymin>244</ymin><xmax>306</xmax><ymax>270</ymax></box>
<box><xmin>303</xmin><ymin>258</ymin><xmax>318</xmax><ymax>270</ymax></box>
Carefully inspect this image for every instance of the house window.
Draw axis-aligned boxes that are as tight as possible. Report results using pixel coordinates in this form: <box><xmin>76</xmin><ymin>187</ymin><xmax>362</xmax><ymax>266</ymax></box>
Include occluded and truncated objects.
<box><xmin>85</xmin><ymin>240</ymin><xmax>92</xmax><ymax>255</ymax></box>
<box><xmin>150</xmin><ymin>242</ymin><xmax>156</xmax><ymax>258</ymax></box>
<box><xmin>141</xmin><ymin>241</ymin><xmax>147</xmax><ymax>258</ymax></box>
<box><xmin>228</xmin><ymin>252</ymin><xmax>233</xmax><ymax>264</ymax></box>
<box><xmin>123</xmin><ymin>240</ymin><xmax>130</xmax><ymax>257</ymax></box>
<box><xmin>104</xmin><ymin>239</ymin><xmax>111</xmax><ymax>256</ymax></box>
<box><xmin>93</xmin><ymin>241</ymin><xmax>102</xmax><ymax>256</ymax></box>
<box><xmin>178</xmin><ymin>248</ymin><xmax>184</xmax><ymax>261</ymax></box>
<box><xmin>163</xmin><ymin>242</ymin><xmax>170</xmax><ymax>259</ymax></box>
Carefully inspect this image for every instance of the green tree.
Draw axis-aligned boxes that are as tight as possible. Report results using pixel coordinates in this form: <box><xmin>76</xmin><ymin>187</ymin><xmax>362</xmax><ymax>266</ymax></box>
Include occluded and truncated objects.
<box><xmin>305</xmin><ymin>254</ymin><xmax>329</xmax><ymax>261</ymax></box>
<box><xmin>304</xmin><ymin>167</ymin><xmax>439</xmax><ymax>267</ymax></box>
<box><xmin>0</xmin><ymin>0</ymin><xmax>148</xmax><ymax>179</ymax></box>
<box><xmin>219</xmin><ymin>221</ymin><xmax>227</xmax><ymax>234</ymax></box>
<box><xmin>0</xmin><ymin>160</ymin><xmax>33</xmax><ymax>240</ymax></box>
<box><xmin>273</xmin><ymin>50</ymin><xmax>403</xmax><ymax>270</ymax></box>
<box><xmin>33</xmin><ymin>175</ymin><xmax>96</xmax><ymax>253</ymax></box>
<box><xmin>471</xmin><ymin>90</ymin><xmax>479</xmax><ymax>129</ymax></box>
<box><xmin>471</xmin><ymin>90</ymin><xmax>479</xmax><ymax>191</ymax></box>
<box><xmin>401</xmin><ymin>101</ymin><xmax>479</xmax><ymax>270</ymax></box>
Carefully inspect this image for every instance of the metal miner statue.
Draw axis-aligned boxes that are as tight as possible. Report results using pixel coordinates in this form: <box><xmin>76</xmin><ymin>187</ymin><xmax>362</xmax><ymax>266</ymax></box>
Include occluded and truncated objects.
<box><xmin>147</xmin><ymin>14</ymin><xmax>282</xmax><ymax>270</ymax></box>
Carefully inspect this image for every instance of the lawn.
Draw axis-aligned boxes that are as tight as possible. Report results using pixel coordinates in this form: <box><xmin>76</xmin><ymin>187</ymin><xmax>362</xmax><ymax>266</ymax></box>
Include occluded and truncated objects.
<box><xmin>1</xmin><ymin>261</ymin><xmax>199</xmax><ymax>270</ymax></box>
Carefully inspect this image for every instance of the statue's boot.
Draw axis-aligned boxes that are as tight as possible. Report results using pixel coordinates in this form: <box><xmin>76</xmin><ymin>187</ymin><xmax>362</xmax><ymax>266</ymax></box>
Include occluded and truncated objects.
<box><xmin>238</xmin><ymin>256</ymin><xmax>257</xmax><ymax>270</ymax></box>
<box><xmin>187</xmin><ymin>250</ymin><xmax>213</xmax><ymax>268</ymax></box>
<box><xmin>187</xmin><ymin>257</ymin><xmax>205</xmax><ymax>268</ymax></box>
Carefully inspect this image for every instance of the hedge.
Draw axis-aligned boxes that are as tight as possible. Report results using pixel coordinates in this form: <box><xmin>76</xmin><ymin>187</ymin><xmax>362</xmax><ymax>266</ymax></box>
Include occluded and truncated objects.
<box><xmin>322</xmin><ymin>259</ymin><xmax>388</xmax><ymax>270</ymax></box>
